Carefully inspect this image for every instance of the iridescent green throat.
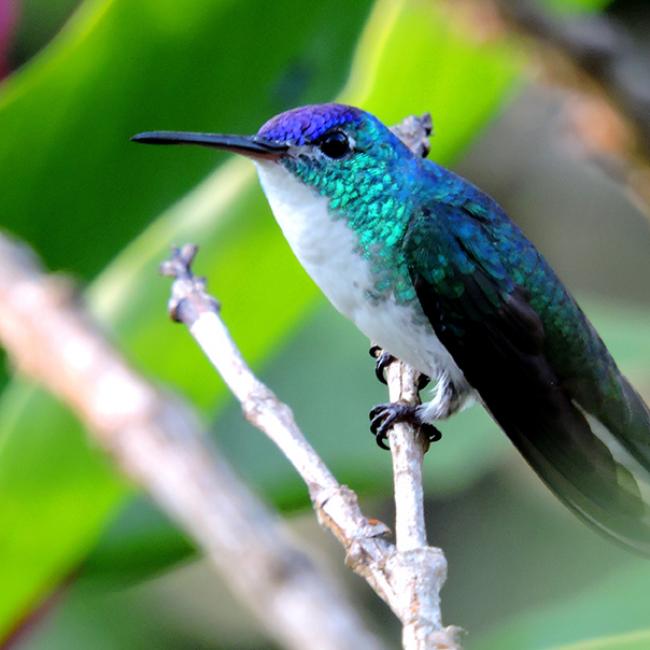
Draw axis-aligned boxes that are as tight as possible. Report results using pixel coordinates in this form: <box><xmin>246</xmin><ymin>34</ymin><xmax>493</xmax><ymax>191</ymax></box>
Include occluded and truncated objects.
<box><xmin>282</xmin><ymin>120</ymin><xmax>426</xmax><ymax>304</ymax></box>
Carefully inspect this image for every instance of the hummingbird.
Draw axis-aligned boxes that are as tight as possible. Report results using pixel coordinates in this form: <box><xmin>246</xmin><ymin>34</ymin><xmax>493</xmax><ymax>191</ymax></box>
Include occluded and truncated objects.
<box><xmin>133</xmin><ymin>103</ymin><xmax>650</xmax><ymax>552</ymax></box>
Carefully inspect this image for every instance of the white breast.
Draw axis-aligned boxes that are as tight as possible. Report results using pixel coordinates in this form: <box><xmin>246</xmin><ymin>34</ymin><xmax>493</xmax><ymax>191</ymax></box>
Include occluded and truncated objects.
<box><xmin>254</xmin><ymin>161</ymin><xmax>468</xmax><ymax>398</ymax></box>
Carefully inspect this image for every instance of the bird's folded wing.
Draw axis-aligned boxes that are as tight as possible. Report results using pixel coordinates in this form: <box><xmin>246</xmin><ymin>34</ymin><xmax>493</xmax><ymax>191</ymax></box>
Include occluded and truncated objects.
<box><xmin>404</xmin><ymin>202</ymin><xmax>650</xmax><ymax>552</ymax></box>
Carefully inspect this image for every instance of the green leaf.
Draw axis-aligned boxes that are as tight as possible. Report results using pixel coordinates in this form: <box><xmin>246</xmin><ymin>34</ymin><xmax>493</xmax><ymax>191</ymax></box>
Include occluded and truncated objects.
<box><xmin>551</xmin><ymin>630</ymin><xmax>650</xmax><ymax>650</ymax></box>
<box><xmin>0</xmin><ymin>0</ymin><xmax>371</xmax><ymax>278</ymax></box>
<box><xmin>472</xmin><ymin>560</ymin><xmax>650</xmax><ymax>650</ymax></box>
<box><xmin>0</xmin><ymin>0</ymin><xmax>521</xmax><ymax>637</ymax></box>
<box><xmin>341</xmin><ymin>0</ymin><xmax>521</xmax><ymax>159</ymax></box>
<box><xmin>12</xmin><ymin>0</ymin><xmax>82</xmax><ymax>66</ymax></box>
<box><xmin>0</xmin><ymin>0</ymin><xmax>372</xmax><ymax>635</ymax></box>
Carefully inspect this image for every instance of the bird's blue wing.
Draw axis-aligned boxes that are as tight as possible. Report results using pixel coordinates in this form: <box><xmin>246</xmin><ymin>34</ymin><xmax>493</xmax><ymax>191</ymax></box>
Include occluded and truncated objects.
<box><xmin>404</xmin><ymin>198</ymin><xmax>650</xmax><ymax>553</ymax></box>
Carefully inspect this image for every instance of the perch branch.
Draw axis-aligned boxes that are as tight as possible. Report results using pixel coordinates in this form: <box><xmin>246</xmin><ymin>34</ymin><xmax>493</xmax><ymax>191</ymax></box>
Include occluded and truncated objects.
<box><xmin>383</xmin><ymin>361</ymin><xmax>449</xmax><ymax>648</ymax></box>
<box><xmin>158</xmin><ymin>112</ymin><xmax>460</xmax><ymax>650</ymax></box>
<box><xmin>386</xmin><ymin>114</ymin><xmax>456</xmax><ymax>646</ymax></box>
<box><xmin>161</xmin><ymin>241</ymin><xmax>460</xmax><ymax>650</ymax></box>
<box><xmin>0</xmin><ymin>232</ymin><xmax>385</xmax><ymax>650</ymax></box>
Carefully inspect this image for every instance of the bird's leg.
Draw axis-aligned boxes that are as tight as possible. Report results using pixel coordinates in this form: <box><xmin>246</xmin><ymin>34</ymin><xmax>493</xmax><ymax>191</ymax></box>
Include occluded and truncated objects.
<box><xmin>369</xmin><ymin>402</ymin><xmax>442</xmax><ymax>451</ymax></box>
<box><xmin>417</xmin><ymin>377</ymin><xmax>465</xmax><ymax>423</ymax></box>
<box><xmin>368</xmin><ymin>345</ymin><xmax>439</xmax><ymax>449</ymax></box>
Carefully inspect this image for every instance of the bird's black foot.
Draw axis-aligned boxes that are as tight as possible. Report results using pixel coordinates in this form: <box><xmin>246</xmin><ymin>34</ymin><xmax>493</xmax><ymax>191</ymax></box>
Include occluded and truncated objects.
<box><xmin>369</xmin><ymin>345</ymin><xmax>429</xmax><ymax>390</ymax></box>
<box><xmin>369</xmin><ymin>402</ymin><xmax>442</xmax><ymax>450</ymax></box>
<box><xmin>369</xmin><ymin>345</ymin><xmax>395</xmax><ymax>385</ymax></box>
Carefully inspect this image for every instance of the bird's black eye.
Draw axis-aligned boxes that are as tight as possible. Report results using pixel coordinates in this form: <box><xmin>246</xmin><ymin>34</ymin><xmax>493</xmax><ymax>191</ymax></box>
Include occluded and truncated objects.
<box><xmin>318</xmin><ymin>131</ymin><xmax>351</xmax><ymax>159</ymax></box>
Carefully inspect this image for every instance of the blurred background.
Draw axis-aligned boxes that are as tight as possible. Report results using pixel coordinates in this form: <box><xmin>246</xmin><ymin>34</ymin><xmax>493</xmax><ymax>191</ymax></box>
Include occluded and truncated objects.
<box><xmin>1</xmin><ymin>0</ymin><xmax>649</xmax><ymax>648</ymax></box>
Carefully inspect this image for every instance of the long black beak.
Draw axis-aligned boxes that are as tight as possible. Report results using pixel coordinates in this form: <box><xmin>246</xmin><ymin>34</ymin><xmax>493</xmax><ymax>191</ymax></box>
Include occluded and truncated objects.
<box><xmin>130</xmin><ymin>131</ymin><xmax>288</xmax><ymax>160</ymax></box>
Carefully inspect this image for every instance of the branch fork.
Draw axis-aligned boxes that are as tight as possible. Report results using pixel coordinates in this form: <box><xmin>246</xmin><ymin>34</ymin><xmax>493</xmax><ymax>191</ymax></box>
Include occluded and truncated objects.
<box><xmin>154</xmin><ymin>113</ymin><xmax>461</xmax><ymax>649</ymax></box>
<box><xmin>161</xmin><ymin>241</ymin><xmax>461</xmax><ymax>650</ymax></box>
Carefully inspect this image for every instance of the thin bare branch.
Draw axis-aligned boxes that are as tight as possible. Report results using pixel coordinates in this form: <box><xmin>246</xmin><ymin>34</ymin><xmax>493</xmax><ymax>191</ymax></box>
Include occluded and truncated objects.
<box><xmin>384</xmin><ymin>359</ymin><xmax>458</xmax><ymax>649</ymax></box>
<box><xmin>156</xmin><ymin>112</ymin><xmax>461</xmax><ymax>650</ymax></box>
<box><xmin>161</xmin><ymin>240</ymin><xmax>461</xmax><ymax>650</ymax></box>
<box><xmin>0</xmin><ymin>233</ymin><xmax>385</xmax><ymax>650</ymax></box>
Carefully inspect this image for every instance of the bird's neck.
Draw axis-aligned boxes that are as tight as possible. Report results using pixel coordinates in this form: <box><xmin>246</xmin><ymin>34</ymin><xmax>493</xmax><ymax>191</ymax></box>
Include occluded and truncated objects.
<box><xmin>255</xmin><ymin>159</ymin><xmax>420</xmax><ymax>304</ymax></box>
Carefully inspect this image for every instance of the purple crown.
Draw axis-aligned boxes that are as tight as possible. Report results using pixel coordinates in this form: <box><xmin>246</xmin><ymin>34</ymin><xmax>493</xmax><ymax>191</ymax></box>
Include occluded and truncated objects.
<box><xmin>257</xmin><ymin>103</ymin><xmax>363</xmax><ymax>145</ymax></box>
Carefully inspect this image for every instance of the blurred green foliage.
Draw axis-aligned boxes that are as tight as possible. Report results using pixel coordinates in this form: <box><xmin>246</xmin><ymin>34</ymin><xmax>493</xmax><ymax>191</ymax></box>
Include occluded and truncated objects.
<box><xmin>0</xmin><ymin>0</ymin><xmax>372</xmax><ymax>634</ymax></box>
<box><xmin>553</xmin><ymin>630</ymin><xmax>650</xmax><ymax>650</ymax></box>
<box><xmin>0</xmin><ymin>0</ymin><xmax>370</xmax><ymax>277</ymax></box>
<box><xmin>0</xmin><ymin>0</ymin><xmax>517</xmax><ymax>639</ymax></box>
<box><xmin>475</xmin><ymin>560</ymin><xmax>650</xmax><ymax>649</ymax></box>
<box><xmin>1</xmin><ymin>0</ymin><xmax>649</xmax><ymax>648</ymax></box>
<box><xmin>11</xmin><ymin>0</ymin><xmax>81</xmax><ymax>66</ymax></box>
<box><xmin>545</xmin><ymin>0</ymin><xmax>611</xmax><ymax>12</ymax></box>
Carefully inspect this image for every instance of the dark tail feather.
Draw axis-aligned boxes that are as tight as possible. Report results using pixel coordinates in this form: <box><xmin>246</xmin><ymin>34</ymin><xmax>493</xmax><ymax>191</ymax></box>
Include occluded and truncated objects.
<box><xmin>493</xmin><ymin>384</ymin><xmax>650</xmax><ymax>554</ymax></box>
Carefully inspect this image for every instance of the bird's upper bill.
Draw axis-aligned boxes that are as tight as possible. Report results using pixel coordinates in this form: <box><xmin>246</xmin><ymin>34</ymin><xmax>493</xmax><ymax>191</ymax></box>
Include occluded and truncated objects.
<box><xmin>131</xmin><ymin>103</ymin><xmax>365</xmax><ymax>159</ymax></box>
<box><xmin>129</xmin><ymin>131</ymin><xmax>289</xmax><ymax>160</ymax></box>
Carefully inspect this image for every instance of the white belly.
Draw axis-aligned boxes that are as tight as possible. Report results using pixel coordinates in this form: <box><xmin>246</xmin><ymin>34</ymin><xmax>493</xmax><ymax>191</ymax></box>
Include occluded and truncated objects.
<box><xmin>255</xmin><ymin>161</ymin><xmax>471</xmax><ymax>412</ymax></box>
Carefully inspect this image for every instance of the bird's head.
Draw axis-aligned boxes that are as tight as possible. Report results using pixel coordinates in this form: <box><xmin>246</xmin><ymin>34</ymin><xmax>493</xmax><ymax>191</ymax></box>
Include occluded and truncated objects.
<box><xmin>132</xmin><ymin>103</ymin><xmax>421</xmax><ymax>211</ymax></box>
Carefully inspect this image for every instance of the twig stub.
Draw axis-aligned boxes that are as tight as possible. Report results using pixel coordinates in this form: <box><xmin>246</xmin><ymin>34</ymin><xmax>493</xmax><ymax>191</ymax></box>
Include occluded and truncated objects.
<box><xmin>160</xmin><ymin>244</ymin><xmax>220</xmax><ymax>324</ymax></box>
<box><xmin>390</xmin><ymin>113</ymin><xmax>434</xmax><ymax>158</ymax></box>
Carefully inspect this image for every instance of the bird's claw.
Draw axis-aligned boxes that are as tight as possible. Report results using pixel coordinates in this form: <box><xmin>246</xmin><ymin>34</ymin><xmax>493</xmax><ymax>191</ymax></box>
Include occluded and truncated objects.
<box><xmin>417</xmin><ymin>374</ymin><xmax>431</xmax><ymax>391</ymax></box>
<box><xmin>421</xmin><ymin>422</ymin><xmax>442</xmax><ymax>444</ymax></box>
<box><xmin>369</xmin><ymin>402</ymin><xmax>406</xmax><ymax>449</ymax></box>
<box><xmin>369</xmin><ymin>346</ymin><xmax>429</xmax><ymax>390</ymax></box>
<box><xmin>369</xmin><ymin>402</ymin><xmax>442</xmax><ymax>450</ymax></box>
<box><xmin>369</xmin><ymin>345</ymin><xmax>395</xmax><ymax>385</ymax></box>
